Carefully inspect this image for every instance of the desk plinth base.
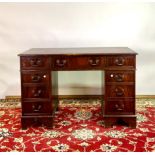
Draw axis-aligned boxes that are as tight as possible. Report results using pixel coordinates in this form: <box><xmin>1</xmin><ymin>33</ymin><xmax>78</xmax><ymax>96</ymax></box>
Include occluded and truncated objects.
<box><xmin>21</xmin><ymin>116</ymin><xmax>53</xmax><ymax>130</ymax></box>
<box><xmin>104</xmin><ymin>115</ymin><xmax>136</xmax><ymax>128</ymax></box>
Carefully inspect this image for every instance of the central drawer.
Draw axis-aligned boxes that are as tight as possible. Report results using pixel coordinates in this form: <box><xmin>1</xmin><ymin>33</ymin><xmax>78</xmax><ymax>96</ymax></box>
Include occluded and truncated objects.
<box><xmin>74</xmin><ymin>56</ymin><xmax>103</xmax><ymax>69</ymax></box>
<box><xmin>53</xmin><ymin>56</ymin><xmax>105</xmax><ymax>70</ymax></box>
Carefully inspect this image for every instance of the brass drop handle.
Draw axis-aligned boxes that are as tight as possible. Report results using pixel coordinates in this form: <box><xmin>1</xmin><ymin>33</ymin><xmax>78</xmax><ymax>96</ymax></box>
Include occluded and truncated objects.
<box><xmin>56</xmin><ymin>59</ymin><xmax>67</xmax><ymax>67</ymax></box>
<box><xmin>89</xmin><ymin>58</ymin><xmax>100</xmax><ymax>66</ymax></box>
<box><xmin>32</xmin><ymin>89</ymin><xmax>42</xmax><ymax>97</ymax></box>
<box><xmin>30</xmin><ymin>58</ymin><xmax>42</xmax><ymax>67</ymax></box>
<box><xmin>32</xmin><ymin>104</ymin><xmax>42</xmax><ymax>112</ymax></box>
<box><xmin>114</xmin><ymin>57</ymin><xmax>125</xmax><ymax>66</ymax></box>
<box><xmin>31</xmin><ymin>74</ymin><xmax>41</xmax><ymax>82</ymax></box>
<box><xmin>115</xmin><ymin>87</ymin><xmax>124</xmax><ymax>96</ymax></box>
<box><xmin>114</xmin><ymin>73</ymin><xmax>124</xmax><ymax>82</ymax></box>
<box><xmin>115</xmin><ymin>103</ymin><xmax>124</xmax><ymax>111</ymax></box>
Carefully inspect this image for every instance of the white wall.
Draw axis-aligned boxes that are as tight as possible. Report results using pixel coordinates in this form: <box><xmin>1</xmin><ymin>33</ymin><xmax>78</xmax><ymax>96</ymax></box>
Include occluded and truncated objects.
<box><xmin>0</xmin><ymin>3</ymin><xmax>155</xmax><ymax>98</ymax></box>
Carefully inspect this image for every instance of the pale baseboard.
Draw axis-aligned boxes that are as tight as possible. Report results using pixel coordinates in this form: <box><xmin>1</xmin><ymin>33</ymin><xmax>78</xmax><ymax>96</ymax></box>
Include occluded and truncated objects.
<box><xmin>136</xmin><ymin>95</ymin><xmax>155</xmax><ymax>99</ymax></box>
<box><xmin>3</xmin><ymin>95</ymin><xmax>155</xmax><ymax>100</ymax></box>
<box><xmin>59</xmin><ymin>95</ymin><xmax>155</xmax><ymax>99</ymax></box>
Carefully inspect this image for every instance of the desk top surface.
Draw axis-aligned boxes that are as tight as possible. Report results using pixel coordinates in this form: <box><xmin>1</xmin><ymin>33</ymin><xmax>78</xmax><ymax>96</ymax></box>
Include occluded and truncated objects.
<box><xmin>18</xmin><ymin>47</ymin><xmax>137</xmax><ymax>56</ymax></box>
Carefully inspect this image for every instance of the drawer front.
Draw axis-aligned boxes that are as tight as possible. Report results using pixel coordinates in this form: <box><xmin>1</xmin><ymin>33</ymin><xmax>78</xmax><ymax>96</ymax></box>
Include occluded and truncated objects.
<box><xmin>22</xmin><ymin>86</ymin><xmax>50</xmax><ymax>99</ymax></box>
<box><xmin>75</xmin><ymin>56</ymin><xmax>103</xmax><ymax>69</ymax></box>
<box><xmin>22</xmin><ymin>102</ymin><xmax>52</xmax><ymax>115</ymax></box>
<box><xmin>53</xmin><ymin>56</ymin><xmax>105</xmax><ymax>70</ymax></box>
<box><xmin>106</xmin><ymin>56</ymin><xmax>135</xmax><ymax>67</ymax></box>
<box><xmin>106</xmin><ymin>71</ymin><xmax>134</xmax><ymax>82</ymax></box>
<box><xmin>105</xmin><ymin>99</ymin><xmax>135</xmax><ymax>115</ymax></box>
<box><xmin>21</xmin><ymin>56</ymin><xmax>50</xmax><ymax>69</ymax></box>
<box><xmin>22</xmin><ymin>71</ymin><xmax>50</xmax><ymax>83</ymax></box>
<box><xmin>106</xmin><ymin>85</ymin><xmax>134</xmax><ymax>98</ymax></box>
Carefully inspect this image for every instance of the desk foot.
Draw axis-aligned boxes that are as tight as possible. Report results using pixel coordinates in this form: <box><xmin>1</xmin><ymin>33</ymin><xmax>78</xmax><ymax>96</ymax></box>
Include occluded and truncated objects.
<box><xmin>104</xmin><ymin>116</ymin><xmax>136</xmax><ymax>128</ymax></box>
<box><xmin>21</xmin><ymin>116</ymin><xmax>53</xmax><ymax>130</ymax></box>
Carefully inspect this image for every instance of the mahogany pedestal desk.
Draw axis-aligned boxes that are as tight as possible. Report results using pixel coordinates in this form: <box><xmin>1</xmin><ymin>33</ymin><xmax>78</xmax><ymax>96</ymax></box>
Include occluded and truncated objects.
<box><xmin>18</xmin><ymin>47</ymin><xmax>137</xmax><ymax>129</ymax></box>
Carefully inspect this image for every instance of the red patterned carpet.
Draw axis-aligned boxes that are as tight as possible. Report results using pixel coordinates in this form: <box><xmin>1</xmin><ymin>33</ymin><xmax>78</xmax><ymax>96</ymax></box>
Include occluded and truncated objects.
<box><xmin>0</xmin><ymin>99</ymin><xmax>155</xmax><ymax>152</ymax></box>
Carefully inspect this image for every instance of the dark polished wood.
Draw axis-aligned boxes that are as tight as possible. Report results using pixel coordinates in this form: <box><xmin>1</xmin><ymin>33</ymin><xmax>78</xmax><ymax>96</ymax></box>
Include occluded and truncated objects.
<box><xmin>105</xmin><ymin>71</ymin><xmax>135</xmax><ymax>83</ymax></box>
<box><xmin>18</xmin><ymin>47</ymin><xmax>137</xmax><ymax>129</ymax></box>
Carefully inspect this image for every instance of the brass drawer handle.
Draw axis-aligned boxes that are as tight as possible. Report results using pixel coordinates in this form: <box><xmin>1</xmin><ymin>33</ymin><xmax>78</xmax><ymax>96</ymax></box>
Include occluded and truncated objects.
<box><xmin>89</xmin><ymin>58</ymin><xmax>100</xmax><ymax>66</ymax></box>
<box><xmin>114</xmin><ymin>57</ymin><xmax>125</xmax><ymax>66</ymax></box>
<box><xmin>32</xmin><ymin>89</ymin><xmax>43</xmax><ymax>97</ymax></box>
<box><xmin>115</xmin><ymin>103</ymin><xmax>124</xmax><ymax>111</ymax></box>
<box><xmin>30</xmin><ymin>58</ymin><xmax>42</xmax><ymax>67</ymax></box>
<box><xmin>31</xmin><ymin>74</ymin><xmax>41</xmax><ymax>82</ymax></box>
<box><xmin>56</xmin><ymin>59</ymin><xmax>67</xmax><ymax>67</ymax></box>
<box><xmin>110</xmin><ymin>73</ymin><xmax>124</xmax><ymax>82</ymax></box>
<box><xmin>114</xmin><ymin>87</ymin><xmax>124</xmax><ymax>96</ymax></box>
<box><xmin>32</xmin><ymin>104</ymin><xmax>42</xmax><ymax>112</ymax></box>
<box><xmin>114</xmin><ymin>73</ymin><xmax>124</xmax><ymax>82</ymax></box>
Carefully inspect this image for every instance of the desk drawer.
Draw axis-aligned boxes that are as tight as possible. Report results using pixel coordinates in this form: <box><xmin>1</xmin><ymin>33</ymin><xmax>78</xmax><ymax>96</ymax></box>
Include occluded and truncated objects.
<box><xmin>106</xmin><ymin>85</ymin><xmax>134</xmax><ymax>98</ymax></box>
<box><xmin>21</xmin><ymin>71</ymin><xmax>50</xmax><ymax>83</ymax></box>
<box><xmin>53</xmin><ymin>56</ymin><xmax>105</xmax><ymax>70</ymax></box>
<box><xmin>106</xmin><ymin>56</ymin><xmax>135</xmax><ymax>67</ymax></box>
<box><xmin>106</xmin><ymin>71</ymin><xmax>134</xmax><ymax>82</ymax></box>
<box><xmin>22</xmin><ymin>101</ymin><xmax>52</xmax><ymax>115</ymax></box>
<box><xmin>22</xmin><ymin>86</ymin><xmax>50</xmax><ymax>99</ymax></box>
<box><xmin>21</xmin><ymin>56</ymin><xmax>50</xmax><ymax>69</ymax></box>
<box><xmin>105</xmin><ymin>99</ymin><xmax>135</xmax><ymax>115</ymax></box>
<box><xmin>75</xmin><ymin>56</ymin><xmax>103</xmax><ymax>69</ymax></box>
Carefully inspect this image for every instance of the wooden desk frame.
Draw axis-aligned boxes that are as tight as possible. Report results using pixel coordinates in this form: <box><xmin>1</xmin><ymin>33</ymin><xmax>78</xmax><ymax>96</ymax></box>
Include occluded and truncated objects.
<box><xmin>18</xmin><ymin>47</ymin><xmax>137</xmax><ymax>129</ymax></box>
